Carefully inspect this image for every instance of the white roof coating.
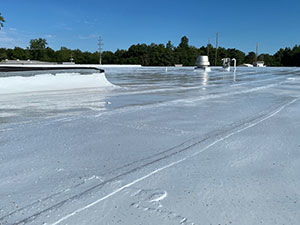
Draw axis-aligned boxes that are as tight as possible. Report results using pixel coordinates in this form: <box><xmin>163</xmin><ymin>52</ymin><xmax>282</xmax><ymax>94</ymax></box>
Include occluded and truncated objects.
<box><xmin>1</xmin><ymin>67</ymin><xmax>300</xmax><ymax>225</ymax></box>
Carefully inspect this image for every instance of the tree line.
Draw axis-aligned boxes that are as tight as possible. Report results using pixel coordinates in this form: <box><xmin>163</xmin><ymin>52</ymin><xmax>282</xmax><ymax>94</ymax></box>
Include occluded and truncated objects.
<box><xmin>0</xmin><ymin>37</ymin><xmax>300</xmax><ymax>67</ymax></box>
<box><xmin>1</xmin><ymin>13</ymin><xmax>300</xmax><ymax>67</ymax></box>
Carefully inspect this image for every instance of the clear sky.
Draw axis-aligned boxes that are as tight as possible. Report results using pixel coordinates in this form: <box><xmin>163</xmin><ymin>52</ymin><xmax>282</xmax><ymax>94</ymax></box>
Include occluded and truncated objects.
<box><xmin>1</xmin><ymin>0</ymin><xmax>299</xmax><ymax>54</ymax></box>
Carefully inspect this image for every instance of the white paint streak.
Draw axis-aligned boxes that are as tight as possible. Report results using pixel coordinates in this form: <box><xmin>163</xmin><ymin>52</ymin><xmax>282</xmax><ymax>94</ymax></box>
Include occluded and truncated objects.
<box><xmin>149</xmin><ymin>191</ymin><xmax>168</xmax><ymax>203</ymax></box>
<box><xmin>50</xmin><ymin>159</ymin><xmax>186</xmax><ymax>225</ymax></box>
<box><xmin>231</xmin><ymin>76</ymin><xmax>284</xmax><ymax>87</ymax></box>
<box><xmin>0</xmin><ymin>128</ymin><xmax>12</xmax><ymax>132</ymax></box>
<box><xmin>95</xmin><ymin>81</ymin><xmax>285</xmax><ymax>118</ymax></box>
<box><xmin>51</xmin><ymin>97</ymin><xmax>298</xmax><ymax>225</ymax></box>
<box><xmin>192</xmin><ymin>98</ymin><xmax>298</xmax><ymax>157</ymax></box>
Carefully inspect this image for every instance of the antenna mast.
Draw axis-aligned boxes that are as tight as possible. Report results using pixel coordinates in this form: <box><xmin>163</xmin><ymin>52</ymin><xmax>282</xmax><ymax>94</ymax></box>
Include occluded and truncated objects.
<box><xmin>255</xmin><ymin>42</ymin><xmax>258</xmax><ymax>63</ymax></box>
<box><xmin>215</xmin><ymin>32</ymin><xmax>219</xmax><ymax>66</ymax></box>
<box><xmin>207</xmin><ymin>38</ymin><xmax>210</xmax><ymax>58</ymax></box>
<box><xmin>98</xmin><ymin>36</ymin><xmax>103</xmax><ymax>65</ymax></box>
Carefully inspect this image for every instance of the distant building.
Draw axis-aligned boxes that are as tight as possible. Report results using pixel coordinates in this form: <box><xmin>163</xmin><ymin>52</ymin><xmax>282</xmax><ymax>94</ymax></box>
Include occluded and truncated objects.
<box><xmin>239</xmin><ymin>63</ymin><xmax>254</xmax><ymax>67</ymax></box>
<box><xmin>0</xmin><ymin>59</ymin><xmax>53</xmax><ymax>64</ymax></box>
<box><xmin>253</xmin><ymin>61</ymin><xmax>265</xmax><ymax>67</ymax></box>
<box><xmin>0</xmin><ymin>59</ymin><xmax>75</xmax><ymax>65</ymax></box>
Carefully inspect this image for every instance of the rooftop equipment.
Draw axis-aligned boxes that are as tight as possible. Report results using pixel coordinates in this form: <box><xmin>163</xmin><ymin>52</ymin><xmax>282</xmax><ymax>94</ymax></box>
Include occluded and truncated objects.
<box><xmin>222</xmin><ymin>58</ymin><xmax>231</xmax><ymax>71</ymax></box>
<box><xmin>196</xmin><ymin>56</ymin><xmax>211</xmax><ymax>72</ymax></box>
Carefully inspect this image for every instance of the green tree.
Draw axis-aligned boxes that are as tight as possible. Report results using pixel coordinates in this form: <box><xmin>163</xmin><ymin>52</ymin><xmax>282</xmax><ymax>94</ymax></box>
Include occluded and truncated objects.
<box><xmin>162</xmin><ymin>41</ymin><xmax>174</xmax><ymax>66</ymax></box>
<box><xmin>30</xmin><ymin>38</ymin><xmax>48</xmax><ymax>50</ymax></box>
<box><xmin>1</xmin><ymin>34</ymin><xmax>300</xmax><ymax>67</ymax></box>
<box><xmin>12</xmin><ymin>47</ymin><xmax>30</xmax><ymax>60</ymax></box>
<box><xmin>218</xmin><ymin>47</ymin><xmax>228</xmax><ymax>64</ymax></box>
<box><xmin>114</xmin><ymin>49</ymin><xmax>127</xmax><ymax>64</ymax></box>
<box><xmin>127</xmin><ymin>44</ymin><xmax>149</xmax><ymax>65</ymax></box>
<box><xmin>41</xmin><ymin>47</ymin><xmax>56</xmax><ymax>62</ymax></box>
<box><xmin>245</xmin><ymin>52</ymin><xmax>256</xmax><ymax>64</ymax></box>
<box><xmin>175</xmin><ymin>36</ymin><xmax>190</xmax><ymax>65</ymax></box>
<box><xmin>174</xmin><ymin>36</ymin><xmax>200</xmax><ymax>66</ymax></box>
<box><xmin>178</xmin><ymin>36</ymin><xmax>189</xmax><ymax>49</ymax></box>
<box><xmin>290</xmin><ymin>45</ymin><xmax>300</xmax><ymax>66</ymax></box>
<box><xmin>0</xmin><ymin>48</ymin><xmax>8</xmax><ymax>61</ymax></box>
<box><xmin>0</xmin><ymin>13</ymin><xmax>5</xmax><ymax>29</ymax></box>
<box><xmin>102</xmin><ymin>51</ymin><xmax>116</xmax><ymax>64</ymax></box>
<box><xmin>227</xmin><ymin>48</ymin><xmax>245</xmax><ymax>65</ymax></box>
<box><xmin>29</xmin><ymin>38</ymin><xmax>48</xmax><ymax>60</ymax></box>
<box><xmin>258</xmin><ymin>54</ymin><xmax>274</xmax><ymax>66</ymax></box>
<box><xmin>56</xmin><ymin>47</ymin><xmax>72</xmax><ymax>62</ymax></box>
<box><xmin>280</xmin><ymin>47</ymin><xmax>293</xmax><ymax>66</ymax></box>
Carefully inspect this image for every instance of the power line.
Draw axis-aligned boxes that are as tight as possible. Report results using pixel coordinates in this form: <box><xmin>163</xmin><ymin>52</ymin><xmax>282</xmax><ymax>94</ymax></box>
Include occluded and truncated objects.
<box><xmin>98</xmin><ymin>36</ymin><xmax>103</xmax><ymax>65</ymax></box>
<box><xmin>215</xmin><ymin>32</ymin><xmax>218</xmax><ymax>66</ymax></box>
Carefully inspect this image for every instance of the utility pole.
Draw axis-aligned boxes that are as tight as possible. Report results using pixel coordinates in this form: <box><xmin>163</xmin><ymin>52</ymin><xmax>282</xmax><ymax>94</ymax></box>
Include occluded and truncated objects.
<box><xmin>70</xmin><ymin>52</ymin><xmax>74</xmax><ymax>63</ymax></box>
<box><xmin>255</xmin><ymin>42</ymin><xmax>258</xmax><ymax>63</ymax></box>
<box><xmin>98</xmin><ymin>36</ymin><xmax>103</xmax><ymax>65</ymax></box>
<box><xmin>215</xmin><ymin>32</ymin><xmax>219</xmax><ymax>66</ymax></box>
<box><xmin>207</xmin><ymin>38</ymin><xmax>210</xmax><ymax>58</ymax></box>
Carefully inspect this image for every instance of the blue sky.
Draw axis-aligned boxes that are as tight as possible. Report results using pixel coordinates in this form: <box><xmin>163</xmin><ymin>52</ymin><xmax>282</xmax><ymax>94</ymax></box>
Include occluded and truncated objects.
<box><xmin>1</xmin><ymin>0</ymin><xmax>299</xmax><ymax>54</ymax></box>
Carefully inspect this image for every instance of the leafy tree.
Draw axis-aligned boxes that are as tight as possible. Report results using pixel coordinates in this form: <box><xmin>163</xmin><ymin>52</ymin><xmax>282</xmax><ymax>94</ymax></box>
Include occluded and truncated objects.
<box><xmin>73</xmin><ymin>49</ymin><xmax>86</xmax><ymax>64</ymax></box>
<box><xmin>29</xmin><ymin>38</ymin><xmax>48</xmax><ymax>60</ymax></box>
<box><xmin>12</xmin><ymin>47</ymin><xmax>30</xmax><ymax>60</ymax></box>
<box><xmin>147</xmin><ymin>43</ymin><xmax>165</xmax><ymax>66</ymax></box>
<box><xmin>175</xmin><ymin>36</ymin><xmax>192</xmax><ymax>66</ymax></box>
<box><xmin>114</xmin><ymin>49</ymin><xmax>127</xmax><ymax>64</ymax></box>
<box><xmin>178</xmin><ymin>36</ymin><xmax>189</xmax><ymax>49</ymax></box>
<box><xmin>102</xmin><ymin>51</ymin><xmax>116</xmax><ymax>64</ymax></box>
<box><xmin>0</xmin><ymin>13</ymin><xmax>5</xmax><ymax>29</ymax></box>
<box><xmin>218</xmin><ymin>47</ymin><xmax>228</xmax><ymax>64</ymax></box>
<box><xmin>6</xmin><ymin>48</ymin><xmax>13</xmax><ymax>59</ymax></box>
<box><xmin>280</xmin><ymin>47</ymin><xmax>293</xmax><ymax>66</ymax></box>
<box><xmin>30</xmin><ymin>38</ymin><xmax>48</xmax><ymax>50</ymax></box>
<box><xmin>258</xmin><ymin>54</ymin><xmax>274</xmax><ymax>66</ymax></box>
<box><xmin>162</xmin><ymin>41</ymin><xmax>174</xmax><ymax>66</ymax></box>
<box><xmin>245</xmin><ymin>52</ymin><xmax>256</xmax><ymax>64</ymax></box>
<box><xmin>56</xmin><ymin>47</ymin><xmax>72</xmax><ymax>62</ymax></box>
<box><xmin>275</xmin><ymin>45</ymin><xmax>300</xmax><ymax>67</ymax></box>
<box><xmin>227</xmin><ymin>48</ymin><xmax>245</xmax><ymax>65</ymax></box>
<box><xmin>127</xmin><ymin>44</ymin><xmax>149</xmax><ymax>65</ymax></box>
<box><xmin>41</xmin><ymin>47</ymin><xmax>56</xmax><ymax>62</ymax></box>
<box><xmin>273</xmin><ymin>48</ymin><xmax>284</xmax><ymax>66</ymax></box>
<box><xmin>0</xmin><ymin>48</ymin><xmax>8</xmax><ymax>61</ymax></box>
<box><xmin>1</xmin><ymin>35</ymin><xmax>300</xmax><ymax>66</ymax></box>
<box><xmin>290</xmin><ymin>45</ymin><xmax>300</xmax><ymax>66</ymax></box>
